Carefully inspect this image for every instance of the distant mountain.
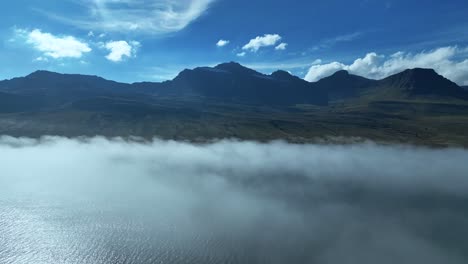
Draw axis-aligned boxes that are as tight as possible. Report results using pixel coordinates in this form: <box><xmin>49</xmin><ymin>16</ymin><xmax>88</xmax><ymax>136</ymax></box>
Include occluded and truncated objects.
<box><xmin>0</xmin><ymin>70</ymin><xmax>130</xmax><ymax>95</ymax></box>
<box><xmin>462</xmin><ymin>86</ymin><xmax>468</xmax><ymax>91</ymax></box>
<box><xmin>0</xmin><ymin>63</ymin><xmax>468</xmax><ymax>145</ymax></box>
<box><xmin>314</xmin><ymin>70</ymin><xmax>377</xmax><ymax>100</ymax></box>
<box><xmin>375</xmin><ymin>68</ymin><xmax>467</xmax><ymax>100</ymax></box>
<box><xmin>0</xmin><ymin>64</ymin><xmax>466</xmax><ymax>114</ymax></box>
<box><xmin>0</xmin><ymin>71</ymin><xmax>137</xmax><ymax>108</ymax></box>
<box><xmin>139</xmin><ymin>62</ymin><xmax>328</xmax><ymax>105</ymax></box>
<box><xmin>313</xmin><ymin>68</ymin><xmax>468</xmax><ymax>102</ymax></box>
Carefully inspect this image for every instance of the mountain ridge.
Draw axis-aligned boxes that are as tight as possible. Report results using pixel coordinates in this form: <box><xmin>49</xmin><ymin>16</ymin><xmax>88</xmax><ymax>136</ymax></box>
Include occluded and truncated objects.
<box><xmin>1</xmin><ymin>64</ymin><xmax>463</xmax><ymax>87</ymax></box>
<box><xmin>0</xmin><ymin>63</ymin><xmax>466</xmax><ymax>107</ymax></box>
<box><xmin>0</xmin><ymin>63</ymin><xmax>467</xmax><ymax>146</ymax></box>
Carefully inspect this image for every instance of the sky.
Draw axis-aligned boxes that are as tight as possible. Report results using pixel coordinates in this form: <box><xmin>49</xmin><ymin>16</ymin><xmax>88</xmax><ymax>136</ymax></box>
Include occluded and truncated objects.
<box><xmin>1</xmin><ymin>0</ymin><xmax>468</xmax><ymax>85</ymax></box>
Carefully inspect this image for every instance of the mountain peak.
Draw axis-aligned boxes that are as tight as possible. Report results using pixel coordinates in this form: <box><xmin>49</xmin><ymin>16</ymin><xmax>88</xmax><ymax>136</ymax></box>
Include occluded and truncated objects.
<box><xmin>330</xmin><ymin>70</ymin><xmax>350</xmax><ymax>77</ymax></box>
<box><xmin>396</xmin><ymin>68</ymin><xmax>439</xmax><ymax>80</ymax></box>
<box><xmin>27</xmin><ymin>70</ymin><xmax>61</xmax><ymax>78</ymax></box>
<box><xmin>271</xmin><ymin>70</ymin><xmax>293</xmax><ymax>79</ymax></box>
<box><xmin>319</xmin><ymin>69</ymin><xmax>371</xmax><ymax>83</ymax></box>
<box><xmin>215</xmin><ymin>61</ymin><xmax>244</xmax><ymax>70</ymax></box>
<box><xmin>216</xmin><ymin>61</ymin><xmax>241</xmax><ymax>66</ymax></box>
<box><xmin>315</xmin><ymin>69</ymin><xmax>376</xmax><ymax>100</ymax></box>
<box><xmin>212</xmin><ymin>62</ymin><xmax>260</xmax><ymax>76</ymax></box>
<box><xmin>381</xmin><ymin>68</ymin><xmax>465</xmax><ymax>97</ymax></box>
<box><xmin>402</xmin><ymin>68</ymin><xmax>437</xmax><ymax>74</ymax></box>
<box><xmin>384</xmin><ymin>68</ymin><xmax>448</xmax><ymax>84</ymax></box>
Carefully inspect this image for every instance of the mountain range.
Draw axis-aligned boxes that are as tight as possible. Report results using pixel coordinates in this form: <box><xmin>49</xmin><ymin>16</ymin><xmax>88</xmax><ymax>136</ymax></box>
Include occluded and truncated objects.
<box><xmin>0</xmin><ymin>62</ymin><xmax>467</xmax><ymax>146</ymax></box>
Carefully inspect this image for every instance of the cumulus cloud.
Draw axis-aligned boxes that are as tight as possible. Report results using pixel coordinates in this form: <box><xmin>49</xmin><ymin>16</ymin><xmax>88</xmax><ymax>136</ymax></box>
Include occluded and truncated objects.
<box><xmin>16</xmin><ymin>29</ymin><xmax>91</xmax><ymax>59</ymax></box>
<box><xmin>275</xmin><ymin>42</ymin><xmax>288</xmax><ymax>50</ymax></box>
<box><xmin>104</xmin><ymin>40</ymin><xmax>140</xmax><ymax>62</ymax></box>
<box><xmin>216</xmin><ymin>39</ymin><xmax>229</xmax><ymax>47</ymax></box>
<box><xmin>1</xmin><ymin>137</ymin><xmax>468</xmax><ymax>263</ymax></box>
<box><xmin>242</xmin><ymin>34</ymin><xmax>282</xmax><ymax>52</ymax></box>
<box><xmin>305</xmin><ymin>46</ymin><xmax>468</xmax><ymax>85</ymax></box>
<box><xmin>42</xmin><ymin>0</ymin><xmax>215</xmax><ymax>35</ymax></box>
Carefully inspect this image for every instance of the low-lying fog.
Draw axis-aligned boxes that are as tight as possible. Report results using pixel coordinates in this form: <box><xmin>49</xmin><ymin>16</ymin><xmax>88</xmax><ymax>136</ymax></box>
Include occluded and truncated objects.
<box><xmin>1</xmin><ymin>137</ymin><xmax>468</xmax><ymax>264</ymax></box>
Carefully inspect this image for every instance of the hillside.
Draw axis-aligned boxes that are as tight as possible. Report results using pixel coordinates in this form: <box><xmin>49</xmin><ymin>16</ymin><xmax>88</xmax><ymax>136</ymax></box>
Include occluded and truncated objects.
<box><xmin>0</xmin><ymin>63</ymin><xmax>467</xmax><ymax>146</ymax></box>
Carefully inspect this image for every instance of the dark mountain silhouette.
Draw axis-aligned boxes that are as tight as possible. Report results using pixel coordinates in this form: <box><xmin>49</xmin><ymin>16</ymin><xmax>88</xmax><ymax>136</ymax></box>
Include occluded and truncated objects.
<box><xmin>0</xmin><ymin>70</ymin><xmax>138</xmax><ymax>108</ymax></box>
<box><xmin>376</xmin><ymin>68</ymin><xmax>467</xmax><ymax>99</ymax></box>
<box><xmin>462</xmin><ymin>86</ymin><xmax>468</xmax><ymax>91</ymax></box>
<box><xmin>0</xmin><ymin>63</ymin><xmax>467</xmax><ymax>145</ymax></box>
<box><xmin>0</xmin><ymin>70</ymin><xmax>130</xmax><ymax>95</ymax></box>
<box><xmin>0</xmin><ymin>63</ymin><xmax>466</xmax><ymax>115</ymax></box>
<box><xmin>314</xmin><ymin>70</ymin><xmax>377</xmax><ymax>100</ymax></box>
<box><xmin>140</xmin><ymin>62</ymin><xmax>328</xmax><ymax>105</ymax></box>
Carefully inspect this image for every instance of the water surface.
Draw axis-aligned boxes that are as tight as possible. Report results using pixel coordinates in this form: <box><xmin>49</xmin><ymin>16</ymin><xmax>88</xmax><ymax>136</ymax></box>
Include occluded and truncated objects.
<box><xmin>1</xmin><ymin>137</ymin><xmax>468</xmax><ymax>264</ymax></box>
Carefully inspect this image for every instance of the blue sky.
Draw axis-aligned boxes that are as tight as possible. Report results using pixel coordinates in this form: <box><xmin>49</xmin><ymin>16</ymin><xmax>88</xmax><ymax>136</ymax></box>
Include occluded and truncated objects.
<box><xmin>1</xmin><ymin>0</ymin><xmax>468</xmax><ymax>84</ymax></box>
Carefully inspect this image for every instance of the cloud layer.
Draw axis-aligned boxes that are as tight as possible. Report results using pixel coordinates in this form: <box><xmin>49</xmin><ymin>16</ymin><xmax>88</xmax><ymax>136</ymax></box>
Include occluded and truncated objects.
<box><xmin>305</xmin><ymin>46</ymin><xmax>468</xmax><ymax>85</ymax></box>
<box><xmin>1</xmin><ymin>137</ymin><xmax>467</xmax><ymax>263</ymax></box>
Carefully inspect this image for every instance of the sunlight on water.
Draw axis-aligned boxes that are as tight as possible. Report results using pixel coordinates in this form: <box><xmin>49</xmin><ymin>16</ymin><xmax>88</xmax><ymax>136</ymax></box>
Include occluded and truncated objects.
<box><xmin>1</xmin><ymin>137</ymin><xmax>468</xmax><ymax>264</ymax></box>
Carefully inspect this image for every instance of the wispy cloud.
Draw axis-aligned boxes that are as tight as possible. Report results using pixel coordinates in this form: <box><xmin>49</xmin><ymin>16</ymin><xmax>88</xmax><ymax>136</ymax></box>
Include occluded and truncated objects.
<box><xmin>236</xmin><ymin>52</ymin><xmax>246</xmax><ymax>57</ymax></box>
<box><xmin>310</xmin><ymin>31</ymin><xmax>363</xmax><ymax>51</ymax></box>
<box><xmin>38</xmin><ymin>0</ymin><xmax>216</xmax><ymax>35</ymax></box>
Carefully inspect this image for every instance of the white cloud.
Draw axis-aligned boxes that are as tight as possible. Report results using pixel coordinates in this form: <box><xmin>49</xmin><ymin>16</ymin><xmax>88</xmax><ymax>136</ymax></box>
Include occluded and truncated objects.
<box><xmin>34</xmin><ymin>56</ymin><xmax>49</xmax><ymax>62</ymax></box>
<box><xmin>43</xmin><ymin>0</ymin><xmax>215</xmax><ymax>35</ymax></box>
<box><xmin>87</xmin><ymin>31</ymin><xmax>94</xmax><ymax>37</ymax></box>
<box><xmin>104</xmin><ymin>40</ymin><xmax>140</xmax><ymax>62</ymax></box>
<box><xmin>243</xmin><ymin>34</ymin><xmax>282</xmax><ymax>52</ymax></box>
<box><xmin>216</xmin><ymin>39</ymin><xmax>230</xmax><ymax>47</ymax></box>
<box><xmin>275</xmin><ymin>43</ymin><xmax>288</xmax><ymax>50</ymax></box>
<box><xmin>305</xmin><ymin>62</ymin><xmax>346</xmax><ymax>81</ymax></box>
<box><xmin>236</xmin><ymin>52</ymin><xmax>246</xmax><ymax>57</ymax></box>
<box><xmin>305</xmin><ymin>46</ymin><xmax>468</xmax><ymax>85</ymax></box>
<box><xmin>16</xmin><ymin>29</ymin><xmax>91</xmax><ymax>59</ymax></box>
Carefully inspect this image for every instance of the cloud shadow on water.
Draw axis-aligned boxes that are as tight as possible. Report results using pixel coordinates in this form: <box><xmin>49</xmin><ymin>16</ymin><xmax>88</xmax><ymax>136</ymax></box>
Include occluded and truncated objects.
<box><xmin>0</xmin><ymin>136</ymin><xmax>467</xmax><ymax>264</ymax></box>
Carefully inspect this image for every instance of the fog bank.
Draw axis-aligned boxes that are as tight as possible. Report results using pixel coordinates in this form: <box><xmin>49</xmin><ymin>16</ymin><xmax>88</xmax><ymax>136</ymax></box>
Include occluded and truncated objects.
<box><xmin>1</xmin><ymin>136</ymin><xmax>468</xmax><ymax>264</ymax></box>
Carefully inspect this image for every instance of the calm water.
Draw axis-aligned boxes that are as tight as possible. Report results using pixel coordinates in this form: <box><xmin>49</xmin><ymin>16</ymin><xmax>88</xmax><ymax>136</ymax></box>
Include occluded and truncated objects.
<box><xmin>1</xmin><ymin>138</ymin><xmax>468</xmax><ymax>263</ymax></box>
<box><xmin>0</xmin><ymin>190</ymin><xmax>319</xmax><ymax>264</ymax></box>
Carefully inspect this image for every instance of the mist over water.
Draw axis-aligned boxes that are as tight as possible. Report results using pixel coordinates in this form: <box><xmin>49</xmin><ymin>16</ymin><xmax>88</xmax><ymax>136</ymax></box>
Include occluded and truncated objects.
<box><xmin>1</xmin><ymin>137</ymin><xmax>468</xmax><ymax>264</ymax></box>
